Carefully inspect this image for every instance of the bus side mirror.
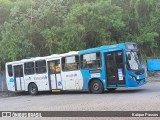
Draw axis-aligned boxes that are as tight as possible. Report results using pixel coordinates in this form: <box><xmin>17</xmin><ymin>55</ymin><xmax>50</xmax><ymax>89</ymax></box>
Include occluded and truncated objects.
<box><xmin>127</xmin><ymin>54</ymin><xmax>131</xmax><ymax>60</ymax></box>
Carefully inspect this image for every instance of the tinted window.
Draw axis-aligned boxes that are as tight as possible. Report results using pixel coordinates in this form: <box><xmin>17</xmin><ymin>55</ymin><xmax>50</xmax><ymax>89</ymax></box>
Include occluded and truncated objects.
<box><xmin>24</xmin><ymin>62</ymin><xmax>35</xmax><ymax>75</ymax></box>
<box><xmin>7</xmin><ymin>65</ymin><xmax>13</xmax><ymax>77</ymax></box>
<box><xmin>35</xmin><ymin>60</ymin><xmax>46</xmax><ymax>74</ymax></box>
<box><xmin>14</xmin><ymin>65</ymin><xmax>23</xmax><ymax>77</ymax></box>
<box><xmin>116</xmin><ymin>51</ymin><xmax>123</xmax><ymax>68</ymax></box>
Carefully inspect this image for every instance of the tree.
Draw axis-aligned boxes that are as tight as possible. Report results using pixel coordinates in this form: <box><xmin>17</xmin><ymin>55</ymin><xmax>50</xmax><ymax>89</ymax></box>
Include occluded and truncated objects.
<box><xmin>0</xmin><ymin>0</ymin><xmax>70</xmax><ymax>63</ymax></box>
<box><xmin>1</xmin><ymin>0</ymin><xmax>160</xmax><ymax>65</ymax></box>
<box><xmin>51</xmin><ymin>0</ymin><xmax>125</xmax><ymax>53</ymax></box>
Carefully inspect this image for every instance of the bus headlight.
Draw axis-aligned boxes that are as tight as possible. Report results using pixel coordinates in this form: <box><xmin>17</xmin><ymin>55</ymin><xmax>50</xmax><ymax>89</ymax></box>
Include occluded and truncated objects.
<box><xmin>128</xmin><ymin>74</ymin><xmax>136</xmax><ymax>80</ymax></box>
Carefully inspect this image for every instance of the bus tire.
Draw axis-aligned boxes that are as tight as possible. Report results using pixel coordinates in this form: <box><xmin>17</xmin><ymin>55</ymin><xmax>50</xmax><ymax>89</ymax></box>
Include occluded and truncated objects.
<box><xmin>28</xmin><ymin>83</ymin><xmax>38</xmax><ymax>95</ymax></box>
<box><xmin>107</xmin><ymin>88</ymin><xmax>116</xmax><ymax>92</ymax></box>
<box><xmin>90</xmin><ymin>79</ymin><xmax>104</xmax><ymax>94</ymax></box>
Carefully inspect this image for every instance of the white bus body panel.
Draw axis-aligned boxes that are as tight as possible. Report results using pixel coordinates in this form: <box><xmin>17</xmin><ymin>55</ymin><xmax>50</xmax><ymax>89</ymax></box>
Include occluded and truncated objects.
<box><xmin>49</xmin><ymin>74</ymin><xmax>63</xmax><ymax>89</ymax></box>
<box><xmin>7</xmin><ymin>77</ymin><xmax>15</xmax><ymax>91</ymax></box>
<box><xmin>6</xmin><ymin>51</ymin><xmax>81</xmax><ymax>92</ymax></box>
<box><xmin>16</xmin><ymin>78</ymin><xmax>21</xmax><ymax>90</ymax></box>
<box><xmin>56</xmin><ymin>74</ymin><xmax>63</xmax><ymax>89</ymax></box>
<box><xmin>50</xmin><ymin>74</ymin><xmax>56</xmax><ymax>89</ymax></box>
<box><xmin>56</xmin><ymin>74</ymin><xmax>62</xmax><ymax>89</ymax></box>
<box><xmin>16</xmin><ymin>77</ymin><xmax>25</xmax><ymax>91</ymax></box>
<box><xmin>24</xmin><ymin>74</ymin><xmax>50</xmax><ymax>91</ymax></box>
<box><xmin>21</xmin><ymin>77</ymin><xmax>25</xmax><ymax>90</ymax></box>
<box><xmin>61</xmin><ymin>70</ymin><xmax>83</xmax><ymax>90</ymax></box>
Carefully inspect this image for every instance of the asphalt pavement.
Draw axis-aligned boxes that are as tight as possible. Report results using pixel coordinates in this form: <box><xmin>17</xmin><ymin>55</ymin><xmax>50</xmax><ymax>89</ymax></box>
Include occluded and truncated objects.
<box><xmin>0</xmin><ymin>81</ymin><xmax>160</xmax><ymax>120</ymax></box>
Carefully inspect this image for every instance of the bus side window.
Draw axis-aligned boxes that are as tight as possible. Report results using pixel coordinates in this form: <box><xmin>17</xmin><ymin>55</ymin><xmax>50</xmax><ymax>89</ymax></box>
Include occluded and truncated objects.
<box><xmin>24</xmin><ymin>62</ymin><xmax>35</xmax><ymax>75</ymax></box>
<box><xmin>96</xmin><ymin>52</ymin><xmax>101</xmax><ymax>67</ymax></box>
<box><xmin>35</xmin><ymin>60</ymin><xmax>46</xmax><ymax>74</ymax></box>
<box><xmin>49</xmin><ymin>62</ymin><xmax>55</xmax><ymax>74</ymax></box>
<box><xmin>14</xmin><ymin>65</ymin><xmax>23</xmax><ymax>77</ymax></box>
<box><xmin>55</xmin><ymin>61</ymin><xmax>61</xmax><ymax>73</ymax></box>
<box><xmin>62</xmin><ymin>55</ymin><xmax>79</xmax><ymax>71</ymax></box>
<box><xmin>80</xmin><ymin>52</ymin><xmax>101</xmax><ymax>69</ymax></box>
<box><xmin>62</xmin><ymin>57</ymin><xmax>67</xmax><ymax>71</ymax></box>
<box><xmin>7</xmin><ymin>65</ymin><xmax>13</xmax><ymax>77</ymax></box>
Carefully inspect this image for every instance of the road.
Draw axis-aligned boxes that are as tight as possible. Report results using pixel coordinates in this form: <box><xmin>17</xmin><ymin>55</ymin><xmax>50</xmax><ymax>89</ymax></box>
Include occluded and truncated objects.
<box><xmin>0</xmin><ymin>81</ymin><xmax>160</xmax><ymax>119</ymax></box>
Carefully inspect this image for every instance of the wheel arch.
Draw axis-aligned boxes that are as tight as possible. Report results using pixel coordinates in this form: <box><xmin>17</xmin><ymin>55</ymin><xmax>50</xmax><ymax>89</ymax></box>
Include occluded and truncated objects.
<box><xmin>28</xmin><ymin>82</ymin><xmax>38</xmax><ymax>91</ymax></box>
<box><xmin>88</xmin><ymin>78</ymin><xmax>104</xmax><ymax>92</ymax></box>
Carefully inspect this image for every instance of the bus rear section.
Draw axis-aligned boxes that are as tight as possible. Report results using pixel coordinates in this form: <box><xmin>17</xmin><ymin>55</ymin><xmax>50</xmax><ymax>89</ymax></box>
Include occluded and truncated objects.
<box><xmin>6</xmin><ymin>64</ymin><xmax>16</xmax><ymax>92</ymax></box>
<box><xmin>5</xmin><ymin>60</ymin><xmax>51</xmax><ymax>94</ymax></box>
<box><xmin>6</xmin><ymin>63</ymin><xmax>28</xmax><ymax>92</ymax></box>
<box><xmin>5</xmin><ymin>52</ymin><xmax>83</xmax><ymax>95</ymax></box>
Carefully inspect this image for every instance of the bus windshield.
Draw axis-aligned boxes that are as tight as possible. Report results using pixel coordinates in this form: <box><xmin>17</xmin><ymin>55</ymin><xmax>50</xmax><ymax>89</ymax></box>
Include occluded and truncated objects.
<box><xmin>126</xmin><ymin>51</ymin><xmax>141</xmax><ymax>70</ymax></box>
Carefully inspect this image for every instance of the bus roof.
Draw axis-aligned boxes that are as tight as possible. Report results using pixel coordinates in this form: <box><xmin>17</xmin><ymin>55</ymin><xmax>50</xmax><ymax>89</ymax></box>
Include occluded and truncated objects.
<box><xmin>59</xmin><ymin>51</ymin><xmax>78</xmax><ymax>57</ymax></box>
<box><xmin>6</xmin><ymin>42</ymin><xmax>137</xmax><ymax>65</ymax></box>
<box><xmin>78</xmin><ymin>42</ymin><xmax>136</xmax><ymax>54</ymax></box>
<box><xmin>78</xmin><ymin>43</ymin><xmax>124</xmax><ymax>54</ymax></box>
<box><xmin>6</xmin><ymin>51</ymin><xmax>79</xmax><ymax>65</ymax></box>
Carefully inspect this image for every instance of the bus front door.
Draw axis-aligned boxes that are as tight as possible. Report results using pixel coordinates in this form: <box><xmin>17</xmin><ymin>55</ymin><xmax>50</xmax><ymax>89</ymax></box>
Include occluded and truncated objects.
<box><xmin>105</xmin><ymin>51</ymin><xmax>125</xmax><ymax>87</ymax></box>
<box><xmin>48</xmin><ymin>60</ymin><xmax>62</xmax><ymax>90</ymax></box>
<box><xmin>14</xmin><ymin>65</ymin><xmax>25</xmax><ymax>91</ymax></box>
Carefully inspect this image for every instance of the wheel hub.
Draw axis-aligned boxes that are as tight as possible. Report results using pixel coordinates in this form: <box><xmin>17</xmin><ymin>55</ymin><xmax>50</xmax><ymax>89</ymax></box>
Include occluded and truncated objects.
<box><xmin>93</xmin><ymin>83</ymin><xmax>99</xmax><ymax>91</ymax></box>
<box><xmin>31</xmin><ymin>87</ymin><xmax>35</xmax><ymax>93</ymax></box>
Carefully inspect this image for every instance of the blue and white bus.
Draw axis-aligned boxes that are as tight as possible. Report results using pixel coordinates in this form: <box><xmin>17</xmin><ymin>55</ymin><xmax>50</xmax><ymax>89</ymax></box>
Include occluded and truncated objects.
<box><xmin>6</xmin><ymin>42</ymin><xmax>146</xmax><ymax>95</ymax></box>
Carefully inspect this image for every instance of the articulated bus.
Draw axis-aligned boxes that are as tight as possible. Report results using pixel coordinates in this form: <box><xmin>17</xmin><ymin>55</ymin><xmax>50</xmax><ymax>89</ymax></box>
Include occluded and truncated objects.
<box><xmin>6</xmin><ymin>42</ymin><xmax>146</xmax><ymax>95</ymax></box>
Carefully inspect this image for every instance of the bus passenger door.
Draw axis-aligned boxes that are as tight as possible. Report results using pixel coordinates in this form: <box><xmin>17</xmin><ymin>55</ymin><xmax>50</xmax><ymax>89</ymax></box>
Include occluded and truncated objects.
<box><xmin>105</xmin><ymin>51</ymin><xmax>125</xmax><ymax>87</ymax></box>
<box><xmin>48</xmin><ymin>60</ymin><xmax>62</xmax><ymax>90</ymax></box>
<box><xmin>14</xmin><ymin>65</ymin><xmax>25</xmax><ymax>91</ymax></box>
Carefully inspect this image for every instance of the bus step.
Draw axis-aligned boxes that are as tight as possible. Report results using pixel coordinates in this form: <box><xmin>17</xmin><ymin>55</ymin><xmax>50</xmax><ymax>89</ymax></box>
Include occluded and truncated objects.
<box><xmin>52</xmin><ymin>90</ymin><xmax>61</xmax><ymax>92</ymax></box>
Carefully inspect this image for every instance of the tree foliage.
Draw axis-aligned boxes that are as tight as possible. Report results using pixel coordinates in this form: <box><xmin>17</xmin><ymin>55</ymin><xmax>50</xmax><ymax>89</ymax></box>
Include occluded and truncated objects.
<box><xmin>0</xmin><ymin>0</ymin><xmax>160</xmax><ymax>66</ymax></box>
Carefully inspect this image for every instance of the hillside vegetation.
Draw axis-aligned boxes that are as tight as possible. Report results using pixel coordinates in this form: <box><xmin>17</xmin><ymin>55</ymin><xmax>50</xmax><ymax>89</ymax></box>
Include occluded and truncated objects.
<box><xmin>0</xmin><ymin>0</ymin><xmax>160</xmax><ymax>68</ymax></box>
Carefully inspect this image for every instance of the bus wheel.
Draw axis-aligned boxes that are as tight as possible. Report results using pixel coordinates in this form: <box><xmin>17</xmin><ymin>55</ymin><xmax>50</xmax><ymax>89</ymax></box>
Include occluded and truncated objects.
<box><xmin>107</xmin><ymin>88</ymin><xmax>116</xmax><ymax>92</ymax></box>
<box><xmin>90</xmin><ymin>79</ymin><xmax>104</xmax><ymax>94</ymax></box>
<box><xmin>28</xmin><ymin>83</ymin><xmax>38</xmax><ymax>95</ymax></box>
